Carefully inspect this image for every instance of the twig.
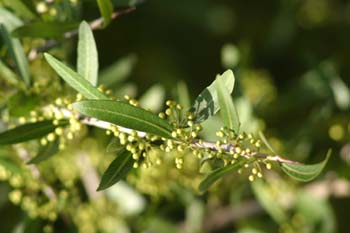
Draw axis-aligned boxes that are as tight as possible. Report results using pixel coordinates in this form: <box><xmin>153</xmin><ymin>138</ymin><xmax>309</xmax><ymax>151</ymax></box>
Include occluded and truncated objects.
<box><xmin>52</xmin><ymin>106</ymin><xmax>298</xmax><ymax>165</ymax></box>
<box><xmin>28</xmin><ymin>7</ymin><xmax>136</xmax><ymax>61</ymax></box>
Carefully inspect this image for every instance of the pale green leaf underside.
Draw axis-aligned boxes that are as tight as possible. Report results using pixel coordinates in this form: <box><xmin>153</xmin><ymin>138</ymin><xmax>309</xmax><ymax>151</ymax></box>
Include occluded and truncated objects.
<box><xmin>199</xmin><ymin>159</ymin><xmax>245</xmax><ymax>192</ymax></box>
<box><xmin>216</xmin><ymin>72</ymin><xmax>240</xmax><ymax>131</ymax></box>
<box><xmin>77</xmin><ymin>21</ymin><xmax>98</xmax><ymax>86</ymax></box>
<box><xmin>97</xmin><ymin>148</ymin><xmax>134</xmax><ymax>190</ymax></box>
<box><xmin>27</xmin><ymin>140</ymin><xmax>60</xmax><ymax>164</ymax></box>
<box><xmin>189</xmin><ymin>69</ymin><xmax>235</xmax><ymax>124</ymax></box>
<box><xmin>73</xmin><ymin>100</ymin><xmax>173</xmax><ymax>138</ymax></box>
<box><xmin>281</xmin><ymin>149</ymin><xmax>331</xmax><ymax>182</ymax></box>
<box><xmin>44</xmin><ymin>53</ymin><xmax>107</xmax><ymax>99</ymax></box>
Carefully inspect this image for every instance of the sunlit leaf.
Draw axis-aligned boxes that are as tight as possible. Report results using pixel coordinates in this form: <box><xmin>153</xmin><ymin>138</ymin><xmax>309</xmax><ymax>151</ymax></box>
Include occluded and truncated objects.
<box><xmin>0</xmin><ymin>157</ymin><xmax>22</xmax><ymax>174</ymax></box>
<box><xmin>44</xmin><ymin>53</ymin><xmax>107</xmax><ymax>99</ymax></box>
<box><xmin>2</xmin><ymin>0</ymin><xmax>37</xmax><ymax>19</ymax></box>
<box><xmin>27</xmin><ymin>140</ymin><xmax>60</xmax><ymax>164</ymax></box>
<box><xmin>329</xmin><ymin>76</ymin><xmax>350</xmax><ymax>110</ymax></box>
<box><xmin>0</xmin><ymin>120</ymin><xmax>67</xmax><ymax>145</ymax></box>
<box><xmin>176</xmin><ymin>81</ymin><xmax>191</xmax><ymax>110</ymax></box>
<box><xmin>139</xmin><ymin>84</ymin><xmax>165</xmax><ymax>112</ymax></box>
<box><xmin>8</xmin><ymin>91</ymin><xmax>40</xmax><ymax>117</ymax></box>
<box><xmin>73</xmin><ymin>100</ymin><xmax>173</xmax><ymax>138</ymax></box>
<box><xmin>216</xmin><ymin>72</ymin><xmax>240</xmax><ymax>131</ymax></box>
<box><xmin>77</xmin><ymin>21</ymin><xmax>98</xmax><ymax>86</ymax></box>
<box><xmin>252</xmin><ymin>179</ymin><xmax>287</xmax><ymax>224</ymax></box>
<box><xmin>199</xmin><ymin>159</ymin><xmax>245</xmax><ymax>192</ymax></box>
<box><xmin>281</xmin><ymin>149</ymin><xmax>331</xmax><ymax>182</ymax></box>
<box><xmin>0</xmin><ymin>7</ymin><xmax>22</xmax><ymax>29</ymax></box>
<box><xmin>221</xmin><ymin>44</ymin><xmax>240</xmax><ymax>69</ymax></box>
<box><xmin>0</xmin><ymin>8</ymin><xmax>31</xmax><ymax>86</ymax></box>
<box><xmin>97</xmin><ymin>148</ymin><xmax>134</xmax><ymax>190</ymax></box>
<box><xmin>189</xmin><ymin>70</ymin><xmax>235</xmax><ymax>124</ymax></box>
<box><xmin>97</xmin><ymin>0</ymin><xmax>114</xmax><ymax>27</ymax></box>
<box><xmin>98</xmin><ymin>54</ymin><xmax>137</xmax><ymax>87</ymax></box>
<box><xmin>0</xmin><ymin>60</ymin><xmax>19</xmax><ymax>85</ymax></box>
<box><xmin>12</xmin><ymin>21</ymin><xmax>78</xmax><ymax>38</ymax></box>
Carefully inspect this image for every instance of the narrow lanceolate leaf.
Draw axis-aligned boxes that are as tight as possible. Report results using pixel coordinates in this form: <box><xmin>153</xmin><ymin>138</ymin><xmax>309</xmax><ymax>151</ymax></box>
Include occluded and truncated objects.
<box><xmin>281</xmin><ymin>149</ymin><xmax>331</xmax><ymax>182</ymax></box>
<box><xmin>97</xmin><ymin>148</ymin><xmax>134</xmax><ymax>191</ymax></box>
<box><xmin>98</xmin><ymin>54</ymin><xmax>137</xmax><ymax>87</ymax></box>
<box><xmin>97</xmin><ymin>0</ymin><xmax>114</xmax><ymax>27</ymax></box>
<box><xmin>0</xmin><ymin>120</ymin><xmax>67</xmax><ymax>145</ymax></box>
<box><xmin>216</xmin><ymin>72</ymin><xmax>240</xmax><ymax>132</ymax></box>
<box><xmin>189</xmin><ymin>70</ymin><xmax>235</xmax><ymax>124</ymax></box>
<box><xmin>2</xmin><ymin>0</ymin><xmax>37</xmax><ymax>19</ymax></box>
<box><xmin>0</xmin><ymin>25</ymin><xmax>30</xmax><ymax>86</ymax></box>
<box><xmin>199</xmin><ymin>159</ymin><xmax>245</xmax><ymax>192</ymax></box>
<box><xmin>258</xmin><ymin>131</ymin><xmax>277</xmax><ymax>154</ymax></box>
<box><xmin>0</xmin><ymin>60</ymin><xmax>19</xmax><ymax>85</ymax></box>
<box><xmin>77</xmin><ymin>21</ymin><xmax>98</xmax><ymax>86</ymax></box>
<box><xmin>73</xmin><ymin>100</ymin><xmax>173</xmax><ymax>138</ymax></box>
<box><xmin>44</xmin><ymin>53</ymin><xmax>107</xmax><ymax>99</ymax></box>
<box><xmin>27</xmin><ymin>140</ymin><xmax>60</xmax><ymax>164</ymax></box>
<box><xmin>12</xmin><ymin>21</ymin><xmax>78</xmax><ymax>38</ymax></box>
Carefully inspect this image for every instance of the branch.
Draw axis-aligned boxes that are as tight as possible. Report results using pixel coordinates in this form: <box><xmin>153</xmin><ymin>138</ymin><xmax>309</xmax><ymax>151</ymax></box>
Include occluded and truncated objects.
<box><xmin>52</xmin><ymin>106</ymin><xmax>297</xmax><ymax>165</ymax></box>
<box><xmin>28</xmin><ymin>7</ymin><xmax>136</xmax><ymax>61</ymax></box>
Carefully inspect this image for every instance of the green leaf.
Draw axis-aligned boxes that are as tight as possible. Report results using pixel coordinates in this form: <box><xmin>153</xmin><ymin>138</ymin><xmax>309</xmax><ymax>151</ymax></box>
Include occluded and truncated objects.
<box><xmin>97</xmin><ymin>148</ymin><xmax>134</xmax><ymax>190</ymax></box>
<box><xmin>139</xmin><ymin>84</ymin><xmax>165</xmax><ymax>112</ymax></box>
<box><xmin>258</xmin><ymin>131</ymin><xmax>277</xmax><ymax>154</ymax></box>
<box><xmin>0</xmin><ymin>59</ymin><xmax>19</xmax><ymax>85</ymax></box>
<box><xmin>189</xmin><ymin>70</ymin><xmax>235</xmax><ymax>124</ymax></box>
<box><xmin>216</xmin><ymin>72</ymin><xmax>240</xmax><ymax>131</ymax></box>
<box><xmin>0</xmin><ymin>120</ymin><xmax>67</xmax><ymax>145</ymax></box>
<box><xmin>27</xmin><ymin>140</ymin><xmax>60</xmax><ymax>164</ymax></box>
<box><xmin>106</xmin><ymin>137</ymin><xmax>122</xmax><ymax>153</ymax></box>
<box><xmin>98</xmin><ymin>54</ymin><xmax>137</xmax><ymax>87</ymax></box>
<box><xmin>252</xmin><ymin>180</ymin><xmax>287</xmax><ymax>224</ymax></box>
<box><xmin>8</xmin><ymin>91</ymin><xmax>40</xmax><ymax>117</ymax></box>
<box><xmin>0</xmin><ymin>8</ymin><xmax>31</xmax><ymax>86</ymax></box>
<box><xmin>2</xmin><ymin>0</ymin><xmax>37</xmax><ymax>19</ymax></box>
<box><xmin>77</xmin><ymin>21</ymin><xmax>98</xmax><ymax>86</ymax></box>
<box><xmin>44</xmin><ymin>53</ymin><xmax>108</xmax><ymax>100</ymax></box>
<box><xmin>73</xmin><ymin>100</ymin><xmax>174</xmax><ymax>138</ymax></box>
<box><xmin>176</xmin><ymin>81</ymin><xmax>191</xmax><ymax>110</ymax></box>
<box><xmin>329</xmin><ymin>76</ymin><xmax>350</xmax><ymax>110</ymax></box>
<box><xmin>12</xmin><ymin>21</ymin><xmax>78</xmax><ymax>38</ymax></box>
<box><xmin>0</xmin><ymin>157</ymin><xmax>22</xmax><ymax>174</ymax></box>
<box><xmin>281</xmin><ymin>149</ymin><xmax>331</xmax><ymax>182</ymax></box>
<box><xmin>97</xmin><ymin>0</ymin><xmax>114</xmax><ymax>27</ymax></box>
<box><xmin>0</xmin><ymin>7</ymin><xmax>22</xmax><ymax>30</ymax></box>
<box><xmin>199</xmin><ymin>159</ymin><xmax>245</xmax><ymax>192</ymax></box>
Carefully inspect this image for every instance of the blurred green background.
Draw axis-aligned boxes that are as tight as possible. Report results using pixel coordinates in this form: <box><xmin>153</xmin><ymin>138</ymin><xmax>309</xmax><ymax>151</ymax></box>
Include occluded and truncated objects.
<box><xmin>0</xmin><ymin>0</ymin><xmax>349</xmax><ymax>232</ymax></box>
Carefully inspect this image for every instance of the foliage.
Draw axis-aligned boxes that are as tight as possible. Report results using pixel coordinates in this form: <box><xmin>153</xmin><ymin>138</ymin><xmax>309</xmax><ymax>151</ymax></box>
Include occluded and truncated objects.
<box><xmin>0</xmin><ymin>1</ymin><xmax>349</xmax><ymax>233</ymax></box>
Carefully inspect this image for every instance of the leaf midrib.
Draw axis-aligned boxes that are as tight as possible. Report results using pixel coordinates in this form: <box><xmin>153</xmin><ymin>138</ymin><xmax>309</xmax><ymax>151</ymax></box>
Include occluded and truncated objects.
<box><xmin>0</xmin><ymin>121</ymin><xmax>55</xmax><ymax>144</ymax></box>
<box><xmin>282</xmin><ymin>163</ymin><xmax>324</xmax><ymax>176</ymax></box>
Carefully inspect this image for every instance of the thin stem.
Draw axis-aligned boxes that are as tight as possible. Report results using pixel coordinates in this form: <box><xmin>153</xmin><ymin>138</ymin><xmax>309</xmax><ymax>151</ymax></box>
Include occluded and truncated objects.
<box><xmin>53</xmin><ymin>106</ymin><xmax>299</xmax><ymax>165</ymax></box>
